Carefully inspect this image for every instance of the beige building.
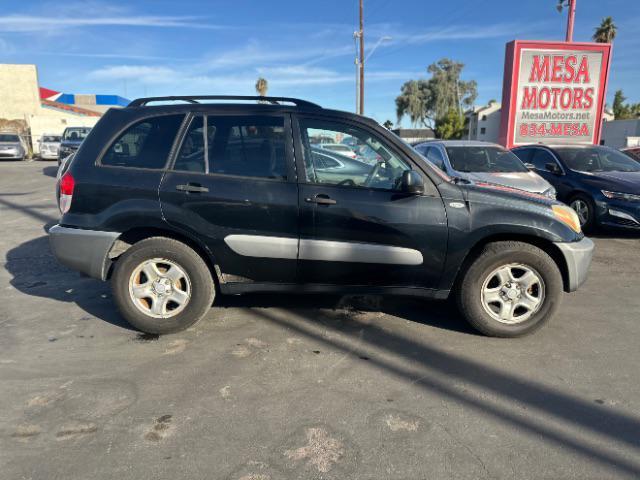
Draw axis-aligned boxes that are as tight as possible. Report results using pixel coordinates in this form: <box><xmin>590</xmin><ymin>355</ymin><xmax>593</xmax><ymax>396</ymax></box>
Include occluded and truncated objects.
<box><xmin>465</xmin><ymin>101</ymin><xmax>502</xmax><ymax>143</ymax></box>
<box><xmin>0</xmin><ymin>64</ymin><xmax>102</xmax><ymax>155</ymax></box>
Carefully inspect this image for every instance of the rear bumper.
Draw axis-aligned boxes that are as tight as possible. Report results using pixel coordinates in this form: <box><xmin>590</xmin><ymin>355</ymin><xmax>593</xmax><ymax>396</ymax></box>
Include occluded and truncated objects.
<box><xmin>555</xmin><ymin>237</ymin><xmax>595</xmax><ymax>292</ymax></box>
<box><xmin>49</xmin><ymin>225</ymin><xmax>120</xmax><ymax>280</ymax></box>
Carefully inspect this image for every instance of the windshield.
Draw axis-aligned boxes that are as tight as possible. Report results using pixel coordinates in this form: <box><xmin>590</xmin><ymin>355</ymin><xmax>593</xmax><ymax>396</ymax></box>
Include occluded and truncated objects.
<box><xmin>42</xmin><ymin>135</ymin><xmax>61</xmax><ymax>143</ymax></box>
<box><xmin>0</xmin><ymin>134</ymin><xmax>20</xmax><ymax>142</ymax></box>
<box><xmin>63</xmin><ymin>128</ymin><xmax>91</xmax><ymax>141</ymax></box>
<box><xmin>555</xmin><ymin>147</ymin><xmax>640</xmax><ymax>173</ymax></box>
<box><xmin>446</xmin><ymin>146</ymin><xmax>529</xmax><ymax>173</ymax></box>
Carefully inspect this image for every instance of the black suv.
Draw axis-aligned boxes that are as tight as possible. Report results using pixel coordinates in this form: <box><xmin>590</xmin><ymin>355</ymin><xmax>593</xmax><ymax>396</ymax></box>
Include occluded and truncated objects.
<box><xmin>49</xmin><ymin>96</ymin><xmax>594</xmax><ymax>337</ymax></box>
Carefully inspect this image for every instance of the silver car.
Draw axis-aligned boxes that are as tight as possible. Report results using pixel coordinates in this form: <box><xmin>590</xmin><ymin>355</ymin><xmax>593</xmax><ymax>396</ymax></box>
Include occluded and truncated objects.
<box><xmin>39</xmin><ymin>134</ymin><xmax>61</xmax><ymax>160</ymax></box>
<box><xmin>0</xmin><ymin>133</ymin><xmax>26</xmax><ymax>161</ymax></box>
<box><xmin>414</xmin><ymin>140</ymin><xmax>556</xmax><ymax>199</ymax></box>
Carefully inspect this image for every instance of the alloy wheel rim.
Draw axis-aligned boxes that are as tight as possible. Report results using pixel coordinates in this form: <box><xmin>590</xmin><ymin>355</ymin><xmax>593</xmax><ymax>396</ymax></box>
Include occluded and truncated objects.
<box><xmin>570</xmin><ymin>199</ymin><xmax>589</xmax><ymax>226</ymax></box>
<box><xmin>480</xmin><ymin>263</ymin><xmax>545</xmax><ymax>325</ymax></box>
<box><xmin>128</xmin><ymin>258</ymin><xmax>191</xmax><ymax>319</ymax></box>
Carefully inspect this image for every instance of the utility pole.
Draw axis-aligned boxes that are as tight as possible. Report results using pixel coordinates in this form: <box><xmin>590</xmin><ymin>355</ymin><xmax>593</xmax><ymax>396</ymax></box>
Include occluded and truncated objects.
<box><xmin>565</xmin><ymin>0</ymin><xmax>576</xmax><ymax>42</ymax></box>
<box><xmin>354</xmin><ymin>31</ymin><xmax>360</xmax><ymax>113</ymax></box>
<box><xmin>358</xmin><ymin>0</ymin><xmax>364</xmax><ymax>115</ymax></box>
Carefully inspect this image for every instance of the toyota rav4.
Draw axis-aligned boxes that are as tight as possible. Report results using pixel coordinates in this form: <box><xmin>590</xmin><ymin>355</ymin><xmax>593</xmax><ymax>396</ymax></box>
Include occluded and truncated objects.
<box><xmin>49</xmin><ymin>96</ymin><xmax>594</xmax><ymax>337</ymax></box>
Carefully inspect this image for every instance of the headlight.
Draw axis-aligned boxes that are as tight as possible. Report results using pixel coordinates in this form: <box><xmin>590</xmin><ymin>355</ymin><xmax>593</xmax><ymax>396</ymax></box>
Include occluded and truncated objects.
<box><xmin>601</xmin><ymin>190</ymin><xmax>640</xmax><ymax>202</ymax></box>
<box><xmin>552</xmin><ymin>204</ymin><xmax>582</xmax><ymax>233</ymax></box>
<box><xmin>543</xmin><ymin>187</ymin><xmax>557</xmax><ymax>200</ymax></box>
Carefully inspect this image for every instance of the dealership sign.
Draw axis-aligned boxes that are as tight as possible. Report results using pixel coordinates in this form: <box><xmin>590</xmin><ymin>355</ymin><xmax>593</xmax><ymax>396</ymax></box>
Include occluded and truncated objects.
<box><xmin>499</xmin><ymin>40</ymin><xmax>612</xmax><ymax>148</ymax></box>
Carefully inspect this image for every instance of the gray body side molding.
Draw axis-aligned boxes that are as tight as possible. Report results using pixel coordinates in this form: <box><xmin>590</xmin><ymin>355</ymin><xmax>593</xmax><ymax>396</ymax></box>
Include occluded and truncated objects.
<box><xmin>224</xmin><ymin>235</ymin><xmax>423</xmax><ymax>266</ymax></box>
<box><xmin>49</xmin><ymin>225</ymin><xmax>120</xmax><ymax>280</ymax></box>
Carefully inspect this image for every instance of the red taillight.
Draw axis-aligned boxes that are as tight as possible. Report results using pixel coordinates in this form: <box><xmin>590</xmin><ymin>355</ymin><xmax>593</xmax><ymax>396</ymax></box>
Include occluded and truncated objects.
<box><xmin>59</xmin><ymin>172</ymin><xmax>74</xmax><ymax>213</ymax></box>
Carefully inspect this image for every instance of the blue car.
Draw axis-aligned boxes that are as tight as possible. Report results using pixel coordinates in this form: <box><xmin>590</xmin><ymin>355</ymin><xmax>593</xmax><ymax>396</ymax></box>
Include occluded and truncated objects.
<box><xmin>512</xmin><ymin>144</ymin><xmax>640</xmax><ymax>231</ymax></box>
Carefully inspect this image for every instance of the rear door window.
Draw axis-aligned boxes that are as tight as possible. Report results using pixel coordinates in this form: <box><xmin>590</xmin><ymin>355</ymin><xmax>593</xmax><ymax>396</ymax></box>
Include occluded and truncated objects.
<box><xmin>101</xmin><ymin>114</ymin><xmax>184</xmax><ymax>169</ymax></box>
<box><xmin>209</xmin><ymin>116</ymin><xmax>287</xmax><ymax>180</ymax></box>
<box><xmin>172</xmin><ymin>115</ymin><xmax>289</xmax><ymax>180</ymax></box>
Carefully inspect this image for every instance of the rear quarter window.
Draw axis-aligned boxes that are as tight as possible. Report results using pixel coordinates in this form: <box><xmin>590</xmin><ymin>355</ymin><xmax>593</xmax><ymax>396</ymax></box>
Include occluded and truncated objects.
<box><xmin>101</xmin><ymin>114</ymin><xmax>184</xmax><ymax>169</ymax></box>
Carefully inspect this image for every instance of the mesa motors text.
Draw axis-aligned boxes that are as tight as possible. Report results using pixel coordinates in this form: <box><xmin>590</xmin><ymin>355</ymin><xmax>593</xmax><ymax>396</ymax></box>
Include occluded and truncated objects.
<box><xmin>515</xmin><ymin>50</ymin><xmax>605</xmax><ymax>143</ymax></box>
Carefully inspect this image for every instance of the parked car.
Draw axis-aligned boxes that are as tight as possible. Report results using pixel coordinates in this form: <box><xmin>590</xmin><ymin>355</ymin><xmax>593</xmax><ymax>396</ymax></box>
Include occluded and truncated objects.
<box><xmin>414</xmin><ymin>140</ymin><xmax>556</xmax><ymax>199</ymax></box>
<box><xmin>309</xmin><ymin>146</ymin><xmax>371</xmax><ymax>183</ymax></box>
<box><xmin>622</xmin><ymin>147</ymin><xmax>640</xmax><ymax>163</ymax></box>
<box><xmin>512</xmin><ymin>144</ymin><xmax>640</xmax><ymax>231</ymax></box>
<box><xmin>49</xmin><ymin>95</ymin><xmax>593</xmax><ymax>338</ymax></box>
<box><xmin>58</xmin><ymin>127</ymin><xmax>92</xmax><ymax>165</ymax></box>
<box><xmin>0</xmin><ymin>132</ymin><xmax>26</xmax><ymax>161</ymax></box>
<box><xmin>39</xmin><ymin>134</ymin><xmax>61</xmax><ymax>160</ymax></box>
<box><xmin>318</xmin><ymin>143</ymin><xmax>358</xmax><ymax>159</ymax></box>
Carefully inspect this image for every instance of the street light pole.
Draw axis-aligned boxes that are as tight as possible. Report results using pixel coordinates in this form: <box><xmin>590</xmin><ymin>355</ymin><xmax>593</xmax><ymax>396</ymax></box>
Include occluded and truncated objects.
<box><xmin>354</xmin><ymin>31</ymin><xmax>360</xmax><ymax>113</ymax></box>
<box><xmin>565</xmin><ymin>0</ymin><xmax>576</xmax><ymax>42</ymax></box>
<box><xmin>359</xmin><ymin>0</ymin><xmax>364</xmax><ymax>115</ymax></box>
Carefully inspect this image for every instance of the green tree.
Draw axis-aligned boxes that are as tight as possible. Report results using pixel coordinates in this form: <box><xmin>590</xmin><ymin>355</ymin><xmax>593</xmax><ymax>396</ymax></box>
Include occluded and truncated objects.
<box><xmin>382</xmin><ymin>120</ymin><xmax>394</xmax><ymax>129</ymax></box>
<box><xmin>435</xmin><ymin>108</ymin><xmax>465</xmax><ymax>139</ymax></box>
<box><xmin>395</xmin><ymin>58</ymin><xmax>477</xmax><ymax>128</ymax></box>
<box><xmin>395</xmin><ymin>80</ymin><xmax>433</xmax><ymax>127</ymax></box>
<box><xmin>255</xmin><ymin>77</ymin><xmax>269</xmax><ymax>96</ymax></box>
<box><xmin>612</xmin><ymin>90</ymin><xmax>640</xmax><ymax>120</ymax></box>
<box><xmin>593</xmin><ymin>17</ymin><xmax>617</xmax><ymax>43</ymax></box>
<box><xmin>427</xmin><ymin>58</ymin><xmax>478</xmax><ymax>119</ymax></box>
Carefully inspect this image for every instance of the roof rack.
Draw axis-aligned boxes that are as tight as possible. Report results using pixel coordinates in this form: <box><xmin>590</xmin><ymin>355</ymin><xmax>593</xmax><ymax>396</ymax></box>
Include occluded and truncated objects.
<box><xmin>128</xmin><ymin>95</ymin><xmax>321</xmax><ymax>108</ymax></box>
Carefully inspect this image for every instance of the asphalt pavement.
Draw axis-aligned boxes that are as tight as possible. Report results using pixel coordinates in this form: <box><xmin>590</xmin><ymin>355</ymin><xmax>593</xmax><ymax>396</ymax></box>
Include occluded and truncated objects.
<box><xmin>1</xmin><ymin>160</ymin><xmax>639</xmax><ymax>480</ymax></box>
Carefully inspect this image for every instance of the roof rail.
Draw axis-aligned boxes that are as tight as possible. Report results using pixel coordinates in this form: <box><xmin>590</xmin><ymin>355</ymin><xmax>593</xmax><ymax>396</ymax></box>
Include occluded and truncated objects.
<box><xmin>128</xmin><ymin>95</ymin><xmax>321</xmax><ymax>108</ymax></box>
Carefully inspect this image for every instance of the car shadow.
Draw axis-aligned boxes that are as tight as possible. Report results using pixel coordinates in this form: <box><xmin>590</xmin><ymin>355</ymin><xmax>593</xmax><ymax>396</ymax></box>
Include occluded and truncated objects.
<box><xmin>589</xmin><ymin>228</ymin><xmax>640</xmax><ymax>239</ymax></box>
<box><xmin>6</xmin><ymin>233</ymin><xmax>476</xmax><ymax>337</ymax></box>
<box><xmin>42</xmin><ymin>165</ymin><xmax>58</xmax><ymax>178</ymax></box>
<box><xmin>6</xmin><ymin>234</ymin><xmax>136</xmax><ymax>331</ymax></box>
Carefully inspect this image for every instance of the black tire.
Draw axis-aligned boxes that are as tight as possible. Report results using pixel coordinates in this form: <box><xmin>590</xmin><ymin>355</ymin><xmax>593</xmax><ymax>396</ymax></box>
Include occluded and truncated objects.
<box><xmin>456</xmin><ymin>241</ymin><xmax>563</xmax><ymax>337</ymax></box>
<box><xmin>568</xmin><ymin>193</ymin><xmax>596</xmax><ymax>232</ymax></box>
<box><xmin>111</xmin><ymin>237</ymin><xmax>215</xmax><ymax>334</ymax></box>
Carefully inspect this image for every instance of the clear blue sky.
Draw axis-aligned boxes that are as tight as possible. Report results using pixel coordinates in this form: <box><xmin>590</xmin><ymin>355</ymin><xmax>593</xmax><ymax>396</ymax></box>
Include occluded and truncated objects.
<box><xmin>1</xmin><ymin>0</ymin><xmax>638</xmax><ymax>125</ymax></box>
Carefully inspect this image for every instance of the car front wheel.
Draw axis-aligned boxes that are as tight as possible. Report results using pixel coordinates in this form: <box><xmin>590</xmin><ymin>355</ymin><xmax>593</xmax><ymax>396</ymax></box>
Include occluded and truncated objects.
<box><xmin>456</xmin><ymin>241</ymin><xmax>563</xmax><ymax>337</ymax></box>
<box><xmin>112</xmin><ymin>237</ymin><xmax>215</xmax><ymax>334</ymax></box>
<box><xmin>568</xmin><ymin>194</ymin><xmax>595</xmax><ymax>231</ymax></box>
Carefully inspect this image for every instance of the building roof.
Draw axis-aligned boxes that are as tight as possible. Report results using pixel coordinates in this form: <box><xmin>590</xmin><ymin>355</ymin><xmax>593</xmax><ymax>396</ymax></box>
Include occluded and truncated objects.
<box><xmin>40</xmin><ymin>99</ymin><xmax>102</xmax><ymax>117</ymax></box>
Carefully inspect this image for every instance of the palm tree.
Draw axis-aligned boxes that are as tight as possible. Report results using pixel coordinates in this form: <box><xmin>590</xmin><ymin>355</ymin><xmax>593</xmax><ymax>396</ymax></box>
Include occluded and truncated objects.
<box><xmin>593</xmin><ymin>17</ymin><xmax>617</xmax><ymax>43</ymax></box>
<box><xmin>255</xmin><ymin>77</ymin><xmax>269</xmax><ymax>97</ymax></box>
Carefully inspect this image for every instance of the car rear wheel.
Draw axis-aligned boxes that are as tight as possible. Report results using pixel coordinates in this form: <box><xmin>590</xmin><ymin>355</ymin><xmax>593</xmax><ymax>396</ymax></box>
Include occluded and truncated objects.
<box><xmin>456</xmin><ymin>241</ymin><xmax>563</xmax><ymax>337</ymax></box>
<box><xmin>568</xmin><ymin>194</ymin><xmax>595</xmax><ymax>231</ymax></box>
<box><xmin>112</xmin><ymin>237</ymin><xmax>215</xmax><ymax>334</ymax></box>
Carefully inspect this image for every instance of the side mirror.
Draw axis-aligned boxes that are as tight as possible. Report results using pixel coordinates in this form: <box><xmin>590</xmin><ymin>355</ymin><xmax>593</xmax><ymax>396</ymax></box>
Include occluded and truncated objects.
<box><xmin>545</xmin><ymin>162</ymin><xmax>562</xmax><ymax>175</ymax></box>
<box><xmin>400</xmin><ymin>170</ymin><xmax>424</xmax><ymax>195</ymax></box>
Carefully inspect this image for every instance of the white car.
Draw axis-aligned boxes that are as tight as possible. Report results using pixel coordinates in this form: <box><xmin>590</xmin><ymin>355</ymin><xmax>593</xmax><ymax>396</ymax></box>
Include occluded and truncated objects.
<box><xmin>39</xmin><ymin>134</ymin><xmax>61</xmax><ymax>160</ymax></box>
<box><xmin>414</xmin><ymin>140</ymin><xmax>557</xmax><ymax>199</ymax></box>
<box><xmin>318</xmin><ymin>143</ymin><xmax>358</xmax><ymax>159</ymax></box>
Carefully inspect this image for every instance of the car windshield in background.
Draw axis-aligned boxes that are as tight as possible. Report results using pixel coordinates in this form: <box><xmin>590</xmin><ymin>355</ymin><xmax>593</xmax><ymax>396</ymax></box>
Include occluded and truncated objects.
<box><xmin>0</xmin><ymin>134</ymin><xmax>20</xmax><ymax>142</ymax></box>
<box><xmin>42</xmin><ymin>136</ymin><xmax>61</xmax><ymax>143</ymax></box>
<box><xmin>556</xmin><ymin>147</ymin><xmax>640</xmax><ymax>173</ymax></box>
<box><xmin>446</xmin><ymin>146</ymin><xmax>529</xmax><ymax>173</ymax></box>
<box><xmin>63</xmin><ymin>128</ymin><xmax>91</xmax><ymax>141</ymax></box>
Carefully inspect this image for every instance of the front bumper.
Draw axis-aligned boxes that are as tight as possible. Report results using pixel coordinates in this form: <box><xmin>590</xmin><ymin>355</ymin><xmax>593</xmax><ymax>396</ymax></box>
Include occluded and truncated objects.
<box><xmin>0</xmin><ymin>150</ymin><xmax>24</xmax><ymax>160</ymax></box>
<box><xmin>40</xmin><ymin>150</ymin><xmax>59</xmax><ymax>160</ymax></box>
<box><xmin>49</xmin><ymin>225</ymin><xmax>120</xmax><ymax>280</ymax></box>
<box><xmin>555</xmin><ymin>237</ymin><xmax>595</xmax><ymax>292</ymax></box>
<box><xmin>596</xmin><ymin>199</ymin><xmax>640</xmax><ymax>229</ymax></box>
